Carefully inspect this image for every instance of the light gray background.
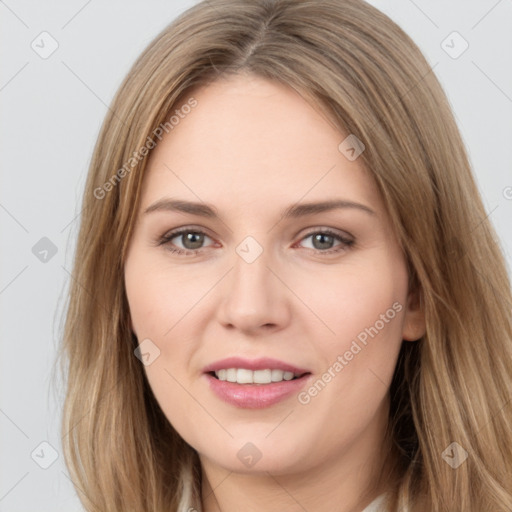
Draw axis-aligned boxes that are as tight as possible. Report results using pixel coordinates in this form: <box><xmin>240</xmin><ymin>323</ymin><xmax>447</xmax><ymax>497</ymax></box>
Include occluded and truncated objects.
<box><xmin>1</xmin><ymin>1</ymin><xmax>511</xmax><ymax>510</ymax></box>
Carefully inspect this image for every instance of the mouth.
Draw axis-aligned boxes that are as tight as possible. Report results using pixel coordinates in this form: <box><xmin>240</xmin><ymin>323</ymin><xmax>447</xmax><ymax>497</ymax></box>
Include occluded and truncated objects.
<box><xmin>202</xmin><ymin>357</ymin><xmax>312</xmax><ymax>408</ymax></box>
<box><xmin>204</xmin><ymin>367</ymin><xmax>313</xmax><ymax>409</ymax></box>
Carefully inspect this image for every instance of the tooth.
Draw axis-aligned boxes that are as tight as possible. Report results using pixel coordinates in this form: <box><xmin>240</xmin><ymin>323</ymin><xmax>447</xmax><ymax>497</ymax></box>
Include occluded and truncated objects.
<box><xmin>226</xmin><ymin>368</ymin><xmax>237</xmax><ymax>382</ymax></box>
<box><xmin>215</xmin><ymin>368</ymin><xmax>301</xmax><ymax>384</ymax></box>
<box><xmin>253</xmin><ymin>369</ymin><xmax>272</xmax><ymax>384</ymax></box>
<box><xmin>271</xmin><ymin>369</ymin><xmax>285</xmax><ymax>382</ymax></box>
<box><xmin>237</xmin><ymin>368</ymin><xmax>253</xmax><ymax>384</ymax></box>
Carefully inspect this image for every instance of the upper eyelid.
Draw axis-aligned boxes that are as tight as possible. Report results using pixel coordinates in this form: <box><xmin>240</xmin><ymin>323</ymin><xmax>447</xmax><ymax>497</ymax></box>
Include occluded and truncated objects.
<box><xmin>165</xmin><ymin>226</ymin><xmax>215</xmax><ymax>241</ymax></box>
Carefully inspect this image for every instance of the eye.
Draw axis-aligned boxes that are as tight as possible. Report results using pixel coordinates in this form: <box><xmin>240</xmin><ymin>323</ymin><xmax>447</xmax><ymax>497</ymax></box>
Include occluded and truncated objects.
<box><xmin>158</xmin><ymin>228</ymin><xmax>216</xmax><ymax>255</ymax></box>
<box><xmin>156</xmin><ymin>227</ymin><xmax>354</xmax><ymax>256</ymax></box>
<box><xmin>296</xmin><ymin>229</ymin><xmax>354</xmax><ymax>254</ymax></box>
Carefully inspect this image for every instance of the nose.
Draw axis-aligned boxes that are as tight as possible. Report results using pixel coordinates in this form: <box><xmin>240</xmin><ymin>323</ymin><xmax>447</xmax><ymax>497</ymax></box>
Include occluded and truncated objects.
<box><xmin>216</xmin><ymin>246</ymin><xmax>292</xmax><ymax>334</ymax></box>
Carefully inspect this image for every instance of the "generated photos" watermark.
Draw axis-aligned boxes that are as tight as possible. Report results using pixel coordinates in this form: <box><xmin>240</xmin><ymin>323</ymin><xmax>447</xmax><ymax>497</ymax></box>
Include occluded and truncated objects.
<box><xmin>298</xmin><ymin>301</ymin><xmax>403</xmax><ymax>405</ymax></box>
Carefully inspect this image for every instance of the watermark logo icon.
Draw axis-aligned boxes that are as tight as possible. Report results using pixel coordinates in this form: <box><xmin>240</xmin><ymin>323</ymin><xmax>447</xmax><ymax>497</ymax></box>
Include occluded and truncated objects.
<box><xmin>446</xmin><ymin>237</ymin><xmax>465</xmax><ymax>262</ymax></box>
<box><xmin>134</xmin><ymin>338</ymin><xmax>161</xmax><ymax>366</ymax></box>
<box><xmin>442</xmin><ymin>442</ymin><xmax>468</xmax><ymax>468</ymax></box>
<box><xmin>31</xmin><ymin>441</ymin><xmax>59</xmax><ymax>469</ymax></box>
<box><xmin>236</xmin><ymin>236</ymin><xmax>263</xmax><ymax>264</ymax></box>
<box><xmin>32</xmin><ymin>237</ymin><xmax>58</xmax><ymax>263</ymax></box>
<box><xmin>338</xmin><ymin>134</ymin><xmax>365</xmax><ymax>161</ymax></box>
<box><xmin>237</xmin><ymin>442</ymin><xmax>262</xmax><ymax>468</ymax></box>
<box><xmin>441</xmin><ymin>31</ymin><xmax>469</xmax><ymax>59</ymax></box>
<box><xmin>31</xmin><ymin>32</ymin><xmax>59</xmax><ymax>59</ymax></box>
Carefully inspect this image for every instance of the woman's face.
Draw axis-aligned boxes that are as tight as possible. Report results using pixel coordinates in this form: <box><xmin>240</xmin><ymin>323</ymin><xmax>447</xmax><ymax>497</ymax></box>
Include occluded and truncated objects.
<box><xmin>124</xmin><ymin>74</ymin><xmax>424</xmax><ymax>476</ymax></box>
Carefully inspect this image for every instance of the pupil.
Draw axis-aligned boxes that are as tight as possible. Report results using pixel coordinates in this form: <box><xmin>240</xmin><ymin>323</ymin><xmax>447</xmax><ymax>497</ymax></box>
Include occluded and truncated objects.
<box><xmin>183</xmin><ymin>232</ymin><xmax>204</xmax><ymax>250</ymax></box>
<box><xmin>313</xmin><ymin>233</ymin><xmax>334</xmax><ymax>250</ymax></box>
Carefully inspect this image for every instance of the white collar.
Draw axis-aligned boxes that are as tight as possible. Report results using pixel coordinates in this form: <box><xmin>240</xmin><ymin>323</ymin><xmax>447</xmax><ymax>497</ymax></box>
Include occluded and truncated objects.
<box><xmin>361</xmin><ymin>494</ymin><xmax>386</xmax><ymax>512</ymax></box>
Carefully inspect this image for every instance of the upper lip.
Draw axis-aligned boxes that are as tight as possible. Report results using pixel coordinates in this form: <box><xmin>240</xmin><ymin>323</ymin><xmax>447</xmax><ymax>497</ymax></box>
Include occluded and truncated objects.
<box><xmin>203</xmin><ymin>357</ymin><xmax>310</xmax><ymax>376</ymax></box>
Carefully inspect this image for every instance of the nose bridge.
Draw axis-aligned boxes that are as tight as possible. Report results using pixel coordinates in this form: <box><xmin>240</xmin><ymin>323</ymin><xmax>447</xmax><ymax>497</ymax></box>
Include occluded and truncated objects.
<box><xmin>217</xmin><ymin>237</ymin><xmax>290</xmax><ymax>332</ymax></box>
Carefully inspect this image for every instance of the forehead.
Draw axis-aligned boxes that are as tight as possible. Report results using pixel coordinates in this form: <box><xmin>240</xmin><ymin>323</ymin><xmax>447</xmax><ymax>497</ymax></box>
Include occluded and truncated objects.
<box><xmin>140</xmin><ymin>74</ymin><xmax>382</xmax><ymax>216</ymax></box>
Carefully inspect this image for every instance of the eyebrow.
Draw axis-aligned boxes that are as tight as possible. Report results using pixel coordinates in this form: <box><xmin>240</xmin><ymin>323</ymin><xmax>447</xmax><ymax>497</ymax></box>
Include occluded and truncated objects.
<box><xmin>143</xmin><ymin>198</ymin><xmax>376</xmax><ymax>219</ymax></box>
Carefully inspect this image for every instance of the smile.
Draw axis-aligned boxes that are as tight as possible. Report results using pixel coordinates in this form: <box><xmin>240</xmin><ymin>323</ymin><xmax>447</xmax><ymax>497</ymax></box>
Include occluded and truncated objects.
<box><xmin>204</xmin><ymin>372</ymin><xmax>312</xmax><ymax>409</ymax></box>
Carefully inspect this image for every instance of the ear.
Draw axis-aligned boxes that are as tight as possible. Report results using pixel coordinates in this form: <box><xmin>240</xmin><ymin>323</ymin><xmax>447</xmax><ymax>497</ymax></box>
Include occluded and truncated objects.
<box><xmin>401</xmin><ymin>286</ymin><xmax>426</xmax><ymax>342</ymax></box>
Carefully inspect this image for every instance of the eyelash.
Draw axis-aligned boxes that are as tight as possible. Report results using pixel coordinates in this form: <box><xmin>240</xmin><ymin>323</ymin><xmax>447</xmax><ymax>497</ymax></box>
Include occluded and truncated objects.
<box><xmin>156</xmin><ymin>226</ymin><xmax>354</xmax><ymax>257</ymax></box>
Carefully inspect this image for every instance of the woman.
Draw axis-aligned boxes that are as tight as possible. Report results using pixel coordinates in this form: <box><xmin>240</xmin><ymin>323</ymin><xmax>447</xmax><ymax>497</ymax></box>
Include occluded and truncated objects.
<box><xmin>58</xmin><ymin>0</ymin><xmax>512</xmax><ymax>510</ymax></box>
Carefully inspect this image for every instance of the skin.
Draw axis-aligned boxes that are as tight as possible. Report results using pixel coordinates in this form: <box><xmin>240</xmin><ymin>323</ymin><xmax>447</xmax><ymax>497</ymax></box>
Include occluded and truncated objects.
<box><xmin>124</xmin><ymin>73</ymin><xmax>425</xmax><ymax>512</ymax></box>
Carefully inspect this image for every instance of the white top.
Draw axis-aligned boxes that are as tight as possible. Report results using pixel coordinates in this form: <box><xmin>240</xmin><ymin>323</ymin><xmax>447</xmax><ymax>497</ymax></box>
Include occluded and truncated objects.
<box><xmin>362</xmin><ymin>494</ymin><xmax>386</xmax><ymax>512</ymax></box>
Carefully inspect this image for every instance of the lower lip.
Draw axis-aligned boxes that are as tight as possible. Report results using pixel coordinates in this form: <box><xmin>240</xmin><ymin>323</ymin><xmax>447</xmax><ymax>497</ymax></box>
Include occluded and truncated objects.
<box><xmin>204</xmin><ymin>373</ymin><xmax>312</xmax><ymax>409</ymax></box>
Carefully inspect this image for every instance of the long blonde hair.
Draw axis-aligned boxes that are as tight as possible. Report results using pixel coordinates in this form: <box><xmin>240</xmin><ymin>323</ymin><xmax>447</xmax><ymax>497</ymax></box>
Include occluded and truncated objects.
<box><xmin>57</xmin><ymin>0</ymin><xmax>512</xmax><ymax>510</ymax></box>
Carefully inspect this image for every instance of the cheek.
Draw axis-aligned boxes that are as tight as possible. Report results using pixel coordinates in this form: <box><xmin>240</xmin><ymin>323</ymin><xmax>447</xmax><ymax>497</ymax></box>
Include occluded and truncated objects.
<box><xmin>298</xmin><ymin>259</ymin><xmax>407</xmax><ymax>348</ymax></box>
<box><xmin>294</xmin><ymin>254</ymin><xmax>408</xmax><ymax>407</ymax></box>
<box><xmin>125</xmin><ymin>252</ymin><xmax>211</xmax><ymax>339</ymax></box>
<box><xmin>124</xmin><ymin>257</ymin><xmax>205</xmax><ymax>443</ymax></box>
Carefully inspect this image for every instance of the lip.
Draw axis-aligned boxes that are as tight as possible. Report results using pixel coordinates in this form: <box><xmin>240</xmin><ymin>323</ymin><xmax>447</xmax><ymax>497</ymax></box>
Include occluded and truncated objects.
<box><xmin>204</xmin><ymin>372</ymin><xmax>313</xmax><ymax>409</ymax></box>
<box><xmin>202</xmin><ymin>357</ymin><xmax>310</xmax><ymax>375</ymax></box>
<box><xmin>202</xmin><ymin>357</ymin><xmax>312</xmax><ymax>409</ymax></box>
